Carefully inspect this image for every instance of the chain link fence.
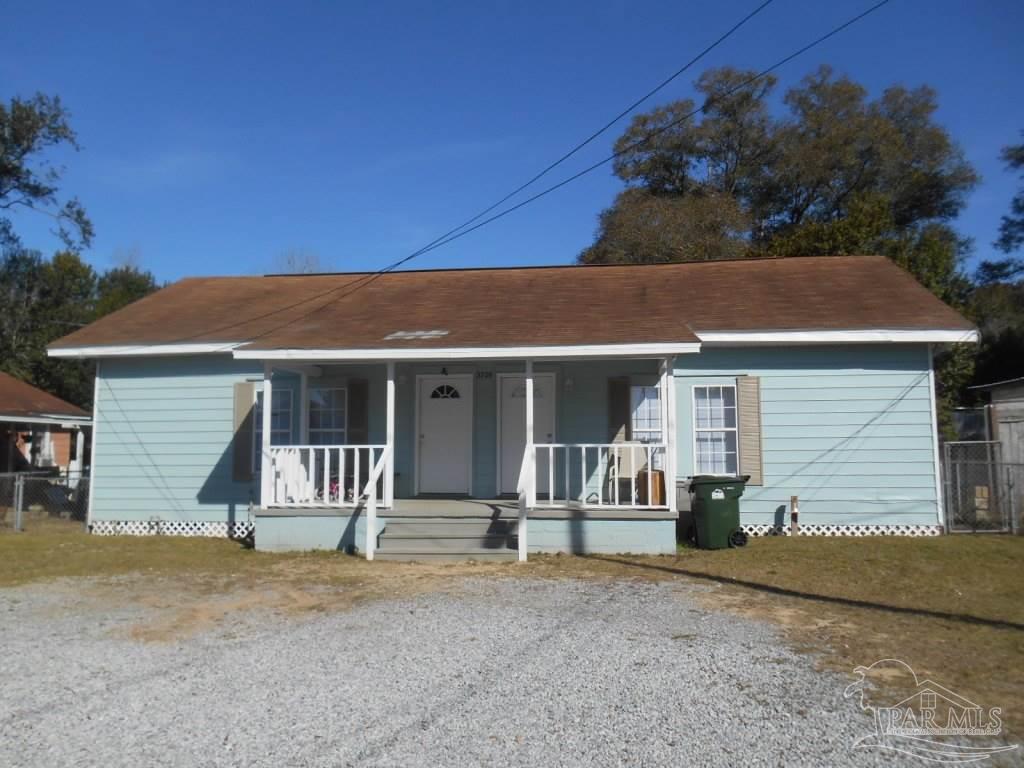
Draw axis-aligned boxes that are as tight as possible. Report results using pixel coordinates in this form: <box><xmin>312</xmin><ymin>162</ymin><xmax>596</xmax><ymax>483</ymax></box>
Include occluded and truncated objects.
<box><xmin>0</xmin><ymin>472</ymin><xmax>89</xmax><ymax>533</ymax></box>
<box><xmin>943</xmin><ymin>441</ymin><xmax>1022</xmax><ymax>534</ymax></box>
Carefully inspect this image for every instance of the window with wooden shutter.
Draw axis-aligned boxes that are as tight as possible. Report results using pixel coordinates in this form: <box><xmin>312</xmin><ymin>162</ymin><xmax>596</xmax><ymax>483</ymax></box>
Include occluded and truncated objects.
<box><xmin>608</xmin><ymin>377</ymin><xmax>631</xmax><ymax>442</ymax></box>
<box><xmin>232</xmin><ymin>382</ymin><xmax>255</xmax><ymax>482</ymax></box>
<box><xmin>348</xmin><ymin>378</ymin><xmax>369</xmax><ymax>445</ymax></box>
<box><xmin>736</xmin><ymin>376</ymin><xmax>763</xmax><ymax>485</ymax></box>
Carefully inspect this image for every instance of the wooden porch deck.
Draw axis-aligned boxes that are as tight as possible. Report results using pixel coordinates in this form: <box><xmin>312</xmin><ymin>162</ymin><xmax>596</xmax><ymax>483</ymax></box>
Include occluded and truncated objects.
<box><xmin>257</xmin><ymin>498</ymin><xmax>675</xmax><ymax>520</ymax></box>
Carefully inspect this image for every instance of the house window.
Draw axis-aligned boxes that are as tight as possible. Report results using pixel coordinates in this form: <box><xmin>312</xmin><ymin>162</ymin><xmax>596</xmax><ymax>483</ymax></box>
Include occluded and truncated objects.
<box><xmin>309</xmin><ymin>387</ymin><xmax>347</xmax><ymax>445</ymax></box>
<box><xmin>254</xmin><ymin>388</ymin><xmax>293</xmax><ymax>471</ymax></box>
<box><xmin>921</xmin><ymin>691</ymin><xmax>937</xmax><ymax>710</ymax></box>
<box><xmin>693</xmin><ymin>384</ymin><xmax>738</xmax><ymax>475</ymax></box>
<box><xmin>631</xmin><ymin>385</ymin><xmax>662</xmax><ymax>443</ymax></box>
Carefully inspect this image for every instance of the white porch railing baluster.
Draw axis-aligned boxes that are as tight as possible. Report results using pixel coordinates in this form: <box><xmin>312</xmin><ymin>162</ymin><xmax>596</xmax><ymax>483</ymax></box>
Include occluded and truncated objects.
<box><xmin>548</xmin><ymin>447</ymin><xmax>554</xmax><ymax>506</ymax></box>
<box><xmin>527</xmin><ymin>442</ymin><xmax>668</xmax><ymax>511</ymax></box>
<box><xmin>626</xmin><ymin>444</ymin><xmax>634</xmax><ymax>512</ymax></box>
<box><xmin>267</xmin><ymin>445</ymin><xmax>387</xmax><ymax>509</ymax></box>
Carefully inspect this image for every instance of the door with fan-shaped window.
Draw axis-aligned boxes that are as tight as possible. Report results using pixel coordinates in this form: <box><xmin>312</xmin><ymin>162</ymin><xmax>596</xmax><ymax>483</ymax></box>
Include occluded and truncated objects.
<box><xmin>417</xmin><ymin>375</ymin><xmax>474</xmax><ymax>494</ymax></box>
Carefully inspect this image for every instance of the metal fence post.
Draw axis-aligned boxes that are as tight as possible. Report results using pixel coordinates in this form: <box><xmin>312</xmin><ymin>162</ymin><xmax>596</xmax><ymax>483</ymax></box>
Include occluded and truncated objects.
<box><xmin>14</xmin><ymin>474</ymin><xmax>24</xmax><ymax>532</ymax></box>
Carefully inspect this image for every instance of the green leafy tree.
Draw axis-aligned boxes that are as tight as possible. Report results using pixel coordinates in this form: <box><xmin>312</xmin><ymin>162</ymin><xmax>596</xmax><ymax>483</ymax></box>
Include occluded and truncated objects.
<box><xmin>583</xmin><ymin>66</ymin><xmax>980</xmax><ymax>429</ymax></box>
<box><xmin>585</xmin><ymin>66</ymin><xmax>977</xmax><ymax>268</ymax></box>
<box><xmin>0</xmin><ymin>94</ymin><xmax>93</xmax><ymax>251</ymax></box>
<box><xmin>580</xmin><ymin>188</ymin><xmax>749</xmax><ymax>264</ymax></box>
<box><xmin>0</xmin><ymin>248</ymin><xmax>158</xmax><ymax>407</ymax></box>
<box><xmin>0</xmin><ymin>247</ymin><xmax>46</xmax><ymax>382</ymax></box>
<box><xmin>96</xmin><ymin>265</ymin><xmax>159</xmax><ymax>317</ymax></box>
<box><xmin>996</xmin><ymin>133</ymin><xmax>1024</xmax><ymax>254</ymax></box>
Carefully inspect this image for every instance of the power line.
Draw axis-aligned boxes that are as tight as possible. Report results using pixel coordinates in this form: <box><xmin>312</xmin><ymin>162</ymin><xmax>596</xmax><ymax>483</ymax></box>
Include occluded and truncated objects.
<box><xmin>393</xmin><ymin>0</ymin><xmax>776</xmax><ymax>263</ymax></box>
<box><xmin>411</xmin><ymin>0</ymin><xmax>892</xmax><ymax>261</ymax></box>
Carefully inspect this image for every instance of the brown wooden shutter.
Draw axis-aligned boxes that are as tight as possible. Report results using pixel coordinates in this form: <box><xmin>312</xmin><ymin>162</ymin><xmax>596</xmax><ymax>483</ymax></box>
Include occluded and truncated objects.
<box><xmin>232</xmin><ymin>382</ymin><xmax>255</xmax><ymax>482</ymax></box>
<box><xmin>608</xmin><ymin>377</ymin><xmax>631</xmax><ymax>442</ymax></box>
<box><xmin>348</xmin><ymin>378</ymin><xmax>369</xmax><ymax>444</ymax></box>
<box><xmin>737</xmin><ymin>376</ymin><xmax>763</xmax><ymax>486</ymax></box>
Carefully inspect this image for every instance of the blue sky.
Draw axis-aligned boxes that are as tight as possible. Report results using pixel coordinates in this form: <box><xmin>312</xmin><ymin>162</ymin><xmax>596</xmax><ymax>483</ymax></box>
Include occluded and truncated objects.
<box><xmin>2</xmin><ymin>0</ymin><xmax>1022</xmax><ymax>282</ymax></box>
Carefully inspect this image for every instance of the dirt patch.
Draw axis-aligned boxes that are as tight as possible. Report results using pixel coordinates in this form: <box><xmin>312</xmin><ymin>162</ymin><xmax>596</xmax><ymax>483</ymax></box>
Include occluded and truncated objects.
<box><xmin>108</xmin><ymin>561</ymin><xmax>519</xmax><ymax>642</ymax></box>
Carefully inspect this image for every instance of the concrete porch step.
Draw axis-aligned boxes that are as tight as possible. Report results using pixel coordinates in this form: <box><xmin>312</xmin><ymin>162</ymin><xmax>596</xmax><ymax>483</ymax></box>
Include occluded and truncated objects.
<box><xmin>383</xmin><ymin>519</ymin><xmax>517</xmax><ymax>537</ymax></box>
<box><xmin>380</xmin><ymin>533</ymin><xmax>513</xmax><ymax>551</ymax></box>
<box><xmin>373</xmin><ymin>547</ymin><xmax>518</xmax><ymax>562</ymax></box>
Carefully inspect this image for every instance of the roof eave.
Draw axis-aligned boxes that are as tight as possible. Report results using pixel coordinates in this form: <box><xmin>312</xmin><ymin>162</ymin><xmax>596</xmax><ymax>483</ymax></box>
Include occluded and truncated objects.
<box><xmin>695</xmin><ymin>329</ymin><xmax>980</xmax><ymax>346</ymax></box>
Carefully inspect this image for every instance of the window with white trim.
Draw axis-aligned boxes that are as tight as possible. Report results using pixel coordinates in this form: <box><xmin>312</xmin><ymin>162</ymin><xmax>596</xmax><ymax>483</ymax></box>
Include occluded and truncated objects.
<box><xmin>254</xmin><ymin>388</ymin><xmax>293</xmax><ymax>471</ymax></box>
<box><xmin>693</xmin><ymin>384</ymin><xmax>738</xmax><ymax>475</ymax></box>
<box><xmin>308</xmin><ymin>387</ymin><xmax>347</xmax><ymax>445</ymax></box>
<box><xmin>630</xmin><ymin>385</ymin><xmax>662</xmax><ymax>443</ymax></box>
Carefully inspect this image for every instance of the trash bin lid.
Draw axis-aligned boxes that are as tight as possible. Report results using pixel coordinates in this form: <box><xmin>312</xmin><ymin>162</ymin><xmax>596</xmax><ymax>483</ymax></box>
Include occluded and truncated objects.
<box><xmin>690</xmin><ymin>474</ymin><xmax>750</xmax><ymax>486</ymax></box>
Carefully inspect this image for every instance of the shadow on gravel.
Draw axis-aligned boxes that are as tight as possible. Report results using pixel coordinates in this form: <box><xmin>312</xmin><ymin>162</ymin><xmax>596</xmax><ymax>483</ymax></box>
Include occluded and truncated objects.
<box><xmin>590</xmin><ymin>555</ymin><xmax>1024</xmax><ymax>633</ymax></box>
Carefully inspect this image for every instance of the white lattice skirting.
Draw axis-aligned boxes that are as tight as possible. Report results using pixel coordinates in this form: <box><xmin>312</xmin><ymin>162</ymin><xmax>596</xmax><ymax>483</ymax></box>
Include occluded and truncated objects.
<box><xmin>741</xmin><ymin>523</ymin><xmax>944</xmax><ymax>537</ymax></box>
<box><xmin>90</xmin><ymin>520</ymin><xmax>255</xmax><ymax>538</ymax></box>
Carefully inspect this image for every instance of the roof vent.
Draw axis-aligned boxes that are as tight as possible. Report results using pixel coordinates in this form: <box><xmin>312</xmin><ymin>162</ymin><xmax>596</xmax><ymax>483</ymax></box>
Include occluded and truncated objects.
<box><xmin>384</xmin><ymin>329</ymin><xmax>450</xmax><ymax>340</ymax></box>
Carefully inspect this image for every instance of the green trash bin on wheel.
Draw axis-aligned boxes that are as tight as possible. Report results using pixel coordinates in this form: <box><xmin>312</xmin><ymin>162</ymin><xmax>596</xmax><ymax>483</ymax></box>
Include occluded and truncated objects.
<box><xmin>689</xmin><ymin>475</ymin><xmax>750</xmax><ymax>549</ymax></box>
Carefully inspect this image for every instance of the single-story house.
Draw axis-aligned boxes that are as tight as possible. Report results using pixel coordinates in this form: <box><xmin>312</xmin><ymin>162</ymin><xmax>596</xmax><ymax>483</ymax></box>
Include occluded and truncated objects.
<box><xmin>48</xmin><ymin>255</ymin><xmax>978</xmax><ymax>559</ymax></box>
<box><xmin>0</xmin><ymin>371</ymin><xmax>91</xmax><ymax>480</ymax></box>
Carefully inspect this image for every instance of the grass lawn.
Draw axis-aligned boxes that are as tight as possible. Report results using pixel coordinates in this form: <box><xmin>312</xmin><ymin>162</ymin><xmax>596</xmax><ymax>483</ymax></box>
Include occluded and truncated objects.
<box><xmin>2</xmin><ymin>523</ymin><xmax>1022</xmax><ymax>738</ymax></box>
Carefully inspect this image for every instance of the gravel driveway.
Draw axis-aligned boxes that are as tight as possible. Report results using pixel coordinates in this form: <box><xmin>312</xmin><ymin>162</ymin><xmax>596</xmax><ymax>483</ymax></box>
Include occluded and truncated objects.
<box><xmin>0</xmin><ymin>575</ymin><xmax>892</xmax><ymax>767</ymax></box>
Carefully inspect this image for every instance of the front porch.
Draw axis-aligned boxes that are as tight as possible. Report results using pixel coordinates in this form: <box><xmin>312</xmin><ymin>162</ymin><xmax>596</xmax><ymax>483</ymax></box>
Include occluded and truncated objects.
<box><xmin>253</xmin><ymin>356</ymin><xmax>680</xmax><ymax>559</ymax></box>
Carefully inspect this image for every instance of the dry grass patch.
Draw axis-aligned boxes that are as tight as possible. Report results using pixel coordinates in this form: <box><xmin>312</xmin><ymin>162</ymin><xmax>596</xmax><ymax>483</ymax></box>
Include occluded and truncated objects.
<box><xmin>580</xmin><ymin>537</ymin><xmax>1024</xmax><ymax>741</ymax></box>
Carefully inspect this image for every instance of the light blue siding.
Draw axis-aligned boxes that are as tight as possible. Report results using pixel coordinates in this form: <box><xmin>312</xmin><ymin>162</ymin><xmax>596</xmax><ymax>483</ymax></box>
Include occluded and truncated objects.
<box><xmin>93</xmin><ymin>356</ymin><xmax>264</xmax><ymax>523</ymax></box>
<box><xmin>256</xmin><ymin>514</ymin><xmax>381</xmax><ymax>552</ymax></box>
<box><xmin>674</xmin><ymin>345</ymin><xmax>940</xmax><ymax>527</ymax></box>
<box><xmin>527</xmin><ymin>519</ymin><xmax>676</xmax><ymax>554</ymax></box>
<box><xmin>91</xmin><ymin>345</ymin><xmax>940</xmax><ymax>542</ymax></box>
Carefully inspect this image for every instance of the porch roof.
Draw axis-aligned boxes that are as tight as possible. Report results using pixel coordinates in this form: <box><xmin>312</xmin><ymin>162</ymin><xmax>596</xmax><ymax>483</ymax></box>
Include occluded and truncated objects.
<box><xmin>48</xmin><ymin>255</ymin><xmax>977</xmax><ymax>358</ymax></box>
<box><xmin>0</xmin><ymin>372</ymin><xmax>90</xmax><ymax>423</ymax></box>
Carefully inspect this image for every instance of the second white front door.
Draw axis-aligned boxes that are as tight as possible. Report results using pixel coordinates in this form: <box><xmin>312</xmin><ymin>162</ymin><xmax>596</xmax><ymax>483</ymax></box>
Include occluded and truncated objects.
<box><xmin>417</xmin><ymin>375</ymin><xmax>473</xmax><ymax>494</ymax></box>
<box><xmin>499</xmin><ymin>373</ymin><xmax>556</xmax><ymax>495</ymax></box>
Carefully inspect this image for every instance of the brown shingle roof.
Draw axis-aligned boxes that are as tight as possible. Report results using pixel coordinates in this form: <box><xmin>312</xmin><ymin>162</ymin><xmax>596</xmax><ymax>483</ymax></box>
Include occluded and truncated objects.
<box><xmin>0</xmin><ymin>372</ymin><xmax>89</xmax><ymax>419</ymax></box>
<box><xmin>49</xmin><ymin>255</ymin><xmax>974</xmax><ymax>352</ymax></box>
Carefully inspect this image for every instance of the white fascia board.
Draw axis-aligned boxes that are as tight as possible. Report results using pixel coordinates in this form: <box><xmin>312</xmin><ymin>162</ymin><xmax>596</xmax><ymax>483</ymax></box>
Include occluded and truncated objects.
<box><xmin>233</xmin><ymin>342</ymin><xmax>702</xmax><ymax>361</ymax></box>
<box><xmin>696</xmin><ymin>329</ymin><xmax>980</xmax><ymax>345</ymax></box>
<box><xmin>48</xmin><ymin>342</ymin><xmax>243</xmax><ymax>358</ymax></box>
<box><xmin>0</xmin><ymin>414</ymin><xmax>92</xmax><ymax>427</ymax></box>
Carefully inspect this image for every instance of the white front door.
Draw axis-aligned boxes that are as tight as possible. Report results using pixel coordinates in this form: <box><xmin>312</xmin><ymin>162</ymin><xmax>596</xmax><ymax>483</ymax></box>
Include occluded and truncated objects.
<box><xmin>499</xmin><ymin>373</ymin><xmax>555</xmax><ymax>496</ymax></box>
<box><xmin>417</xmin><ymin>375</ymin><xmax>473</xmax><ymax>494</ymax></box>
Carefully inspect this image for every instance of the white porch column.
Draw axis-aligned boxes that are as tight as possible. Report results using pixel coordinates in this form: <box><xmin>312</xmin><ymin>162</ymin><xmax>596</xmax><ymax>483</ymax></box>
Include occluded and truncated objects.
<box><xmin>661</xmin><ymin>357</ymin><xmax>678</xmax><ymax>513</ymax></box>
<box><xmin>385</xmin><ymin>361</ymin><xmax>395</xmax><ymax>508</ymax></box>
<box><xmin>260</xmin><ymin>363</ymin><xmax>273</xmax><ymax>508</ymax></box>
<box><xmin>525</xmin><ymin>359</ymin><xmax>535</xmax><ymax>507</ymax></box>
<box><xmin>517</xmin><ymin>359</ymin><xmax>534</xmax><ymax>562</ymax></box>
<box><xmin>299</xmin><ymin>371</ymin><xmax>309</xmax><ymax>444</ymax></box>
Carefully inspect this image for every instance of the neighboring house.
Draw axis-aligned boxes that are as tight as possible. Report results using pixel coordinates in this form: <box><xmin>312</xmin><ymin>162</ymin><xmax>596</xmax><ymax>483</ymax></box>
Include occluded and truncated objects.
<box><xmin>48</xmin><ymin>255</ymin><xmax>977</xmax><ymax>558</ymax></box>
<box><xmin>967</xmin><ymin>377</ymin><xmax>1024</xmax><ymax>466</ymax></box>
<box><xmin>0</xmin><ymin>372</ymin><xmax>91</xmax><ymax>479</ymax></box>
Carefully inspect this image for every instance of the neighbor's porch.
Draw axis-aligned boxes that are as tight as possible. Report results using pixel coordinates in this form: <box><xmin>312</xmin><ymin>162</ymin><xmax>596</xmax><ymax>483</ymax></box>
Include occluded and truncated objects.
<box><xmin>253</xmin><ymin>356</ymin><xmax>679</xmax><ymax>559</ymax></box>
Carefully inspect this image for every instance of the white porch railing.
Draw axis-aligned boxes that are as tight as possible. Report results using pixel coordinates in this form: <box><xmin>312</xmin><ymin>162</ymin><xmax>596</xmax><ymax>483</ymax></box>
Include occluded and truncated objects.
<box><xmin>531</xmin><ymin>443</ymin><xmax>669</xmax><ymax>509</ymax></box>
<box><xmin>267</xmin><ymin>445</ymin><xmax>389</xmax><ymax>508</ymax></box>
